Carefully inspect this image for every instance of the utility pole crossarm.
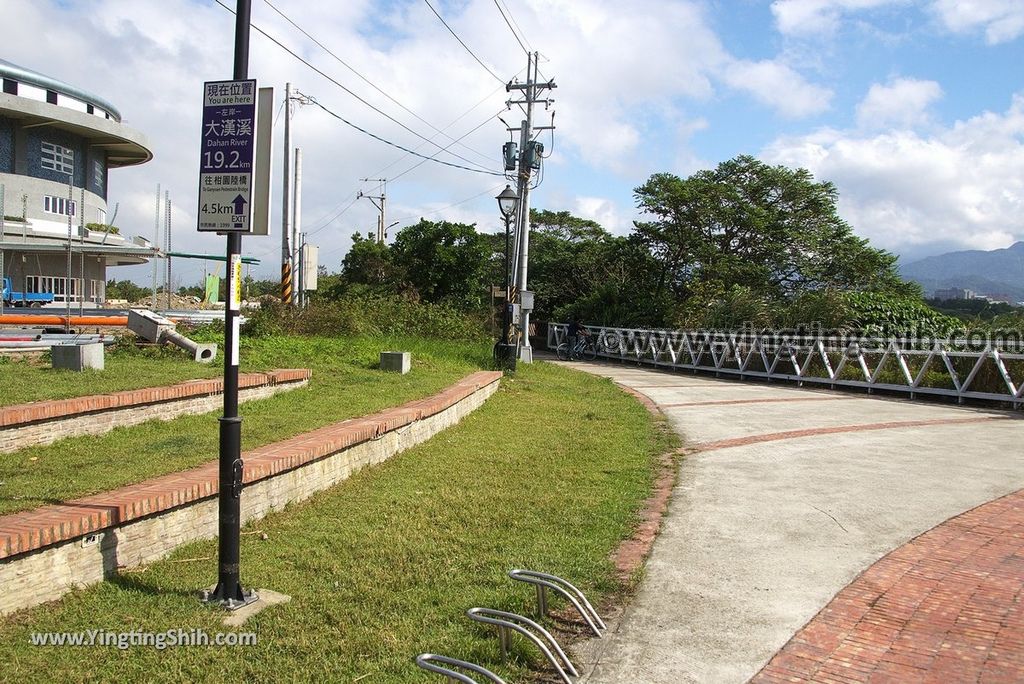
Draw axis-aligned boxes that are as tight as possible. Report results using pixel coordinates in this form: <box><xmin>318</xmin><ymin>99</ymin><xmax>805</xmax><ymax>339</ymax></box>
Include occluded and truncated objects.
<box><xmin>507</xmin><ymin>81</ymin><xmax>556</xmax><ymax>91</ymax></box>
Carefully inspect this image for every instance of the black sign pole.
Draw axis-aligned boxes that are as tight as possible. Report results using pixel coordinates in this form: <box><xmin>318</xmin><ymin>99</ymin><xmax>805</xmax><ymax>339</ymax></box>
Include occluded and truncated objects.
<box><xmin>206</xmin><ymin>0</ymin><xmax>254</xmax><ymax>609</ymax></box>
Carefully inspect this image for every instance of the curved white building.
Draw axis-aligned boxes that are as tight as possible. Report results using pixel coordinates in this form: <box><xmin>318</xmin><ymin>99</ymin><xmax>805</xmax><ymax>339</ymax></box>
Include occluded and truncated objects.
<box><xmin>0</xmin><ymin>59</ymin><xmax>154</xmax><ymax>305</ymax></box>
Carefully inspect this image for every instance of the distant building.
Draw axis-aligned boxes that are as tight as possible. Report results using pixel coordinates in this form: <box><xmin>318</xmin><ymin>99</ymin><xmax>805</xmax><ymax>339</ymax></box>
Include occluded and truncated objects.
<box><xmin>933</xmin><ymin>288</ymin><xmax>976</xmax><ymax>300</ymax></box>
<box><xmin>0</xmin><ymin>59</ymin><xmax>154</xmax><ymax>306</ymax></box>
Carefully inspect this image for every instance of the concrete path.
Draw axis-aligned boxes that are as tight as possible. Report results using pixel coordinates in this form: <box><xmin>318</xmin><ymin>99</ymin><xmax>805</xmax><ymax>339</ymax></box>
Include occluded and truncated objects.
<box><xmin>561</xmin><ymin>362</ymin><xmax>1024</xmax><ymax>683</ymax></box>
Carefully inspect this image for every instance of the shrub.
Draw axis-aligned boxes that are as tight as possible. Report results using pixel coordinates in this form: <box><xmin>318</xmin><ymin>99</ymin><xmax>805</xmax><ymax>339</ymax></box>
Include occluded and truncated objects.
<box><xmin>241</xmin><ymin>295</ymin><xmax>488</xmax><ymax>342</ymax></box>
<box><xmin>86</xmin><ymin>223</ymin><xmax>119</xmax><ymax>234</ymax></box>
<box><xmin>841</xmin><ymin>291</ymin><xmax>962</xmax><ymax>338</ymax></box>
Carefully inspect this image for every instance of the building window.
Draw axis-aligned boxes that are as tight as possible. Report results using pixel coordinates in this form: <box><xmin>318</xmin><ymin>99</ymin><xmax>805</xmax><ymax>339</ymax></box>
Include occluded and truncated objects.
<box><xmin>93</xmin><ymin>159</ymin><xmax>105</xmax><ymax>193</ymax></box>
<box><xmin>43</xmin><ymin>195</ymin><xmax>77</xmax><ymax>217</ymax></box>
<box><xmin>86</xmin><ymin>103</ymin><xmax>94</xmax><ymax>115</ymax></box>
<box><xmin>25</xmin><ymin>275</ymin><xmax>81</xmax><ymax>303</ymax></box>
<box><xmin>41</xmin><ymin>141</ymin><xmax>74</xmax><ymax>175</ymax></box>
<box><xmin>2</xmin><ymin>79</ymin><xmax>16</xmax><ymax>95</ymax></box>
<box><xmin>46</xmin><ymin>90</ymin><xmax>58</xmax><ymax>105</ymax></box>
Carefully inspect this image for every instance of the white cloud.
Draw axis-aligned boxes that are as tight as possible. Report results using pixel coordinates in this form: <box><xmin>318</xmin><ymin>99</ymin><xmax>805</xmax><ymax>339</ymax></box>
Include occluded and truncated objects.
<box><xmin>762</xmin><ymin>94</ymin><xmax>1024</xmax><ymax>252</ymax></box>
<box><xmin>572</xmin><ymin>196</ymin><xmax>627</xmax><ymax>233</ymax></box>
<box><xmin>930</xmin><ymin>0</ymin><xmax>1024</xmax><ymax>44</ymax></box>
<box><xmin>522</xmin><ymin>0</ymin><xmax>728</xmax><ymax>172</ymax></box>
<box><xmin>723</xmin><ymin>60</ymin><xmax>833</xmax><ymax>118</ymax></box>
<box><xmin>773</xmin><ymin>0</ymin><xmax>1024</xmax><ymax>44</ymax></box>
<box><xmin>771</xmin><ymin>0</ymin><xmax>905</xmax><ymax>36</ymax></box>
<box><xmin>856</xmin><ymin>77</ymin><xmax>943</xmax><ymax>129</ymax></box>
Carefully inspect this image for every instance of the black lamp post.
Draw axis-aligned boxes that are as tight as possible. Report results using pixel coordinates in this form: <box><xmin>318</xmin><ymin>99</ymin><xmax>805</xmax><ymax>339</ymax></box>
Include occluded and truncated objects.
<box><xmin>495</xmin><ymin>185</ymin><xmax>519</xmax><ymax>369</ymax></box>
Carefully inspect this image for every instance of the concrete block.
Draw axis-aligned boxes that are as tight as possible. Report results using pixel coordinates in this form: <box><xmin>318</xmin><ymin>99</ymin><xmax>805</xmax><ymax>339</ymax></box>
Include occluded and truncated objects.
<box><xmin>380</xmin><ymin>351</ymin><xmax>411</xmax><ymax>374</ymax></box>
<box><xmin>51</xmin><ymin>343</ymin><xmax>104</xmax><ymax>372</ymax></box>
<box><xmin>127</xmin><ymin>309</ymin><xmax>175</xmax><ymax>343</ymax></box>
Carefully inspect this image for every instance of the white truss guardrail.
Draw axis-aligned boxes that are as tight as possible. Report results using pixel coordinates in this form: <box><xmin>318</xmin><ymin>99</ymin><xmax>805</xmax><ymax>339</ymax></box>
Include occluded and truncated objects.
<box><xmin>549</xmin><ymin>324</ymin><xmax>1024</xmax><ymax>408</ymax></box>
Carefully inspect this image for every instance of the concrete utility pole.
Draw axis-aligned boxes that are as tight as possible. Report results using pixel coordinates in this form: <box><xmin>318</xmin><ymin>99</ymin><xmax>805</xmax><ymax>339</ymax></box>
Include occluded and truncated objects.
<box><xmin>507</xmin><ymin>51</ymin><xmax>555</xmax><ymax>362</ymax></box>
<box><xmin>358</xmin><ymin>179</ymin><xmax>388</xmax><ymax>243</ymax></box>
<box><xmin>280</xmin><ymin>87</ymin><xmax>314</xmax><ymax>304</ymax></box>
<box><xmin>280</xmin><ymin>82</ymin><xmax>293</xmax><ymax>305</ymax></box>
<box><xmin>292</xmin><ymin>147</ymin><xmax>303</xmax><ymax>306</ymax></box>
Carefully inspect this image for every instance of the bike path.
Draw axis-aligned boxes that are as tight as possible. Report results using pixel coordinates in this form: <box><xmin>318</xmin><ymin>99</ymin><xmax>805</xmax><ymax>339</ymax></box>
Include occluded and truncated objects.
<box><xmin>558</xmin><ymin>362</ymin><xmax>1023</xmax><ymax>683</ymax></box>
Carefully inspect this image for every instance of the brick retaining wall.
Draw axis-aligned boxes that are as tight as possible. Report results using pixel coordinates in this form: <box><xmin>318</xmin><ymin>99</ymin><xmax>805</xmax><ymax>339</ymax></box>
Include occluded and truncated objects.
<box><xmin>0</xmin><ymin>370</ymin><xmax>502</xmax><ymax>615</ymax></box>
<box><xmin>0</xmin><ymin>370</ymin><xmax>311</xmax><ymax>454</ymax></box>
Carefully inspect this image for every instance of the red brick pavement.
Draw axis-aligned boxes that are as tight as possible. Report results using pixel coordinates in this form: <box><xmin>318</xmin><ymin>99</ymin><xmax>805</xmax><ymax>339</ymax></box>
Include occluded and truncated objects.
<box><xmin>751</xmin><ymin>489</ymin><xmax>1024</xmax><ymax>683</ymax></box>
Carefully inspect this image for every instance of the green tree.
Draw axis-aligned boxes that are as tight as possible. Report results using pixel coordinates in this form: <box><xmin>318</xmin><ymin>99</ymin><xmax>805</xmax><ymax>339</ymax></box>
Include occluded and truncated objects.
<box><xmin>390</xmin><ymin>220</ymin><xmax>488</xmax><ymax>307</ymax></box>
<box><xmin>633</xmin><ymin>155</ymin><xmax>914</xmax><ymax>309</ymax></box>
<box><xmin>339</xmin><ymin>233</ymin><xmax>398</xmax><ymax>293</ymax></box>
<box><xmin>105</xmin><ymin>279</ymin><xmax>150</xmax><ymax>302</ymax></box>
<box><xmin>528</xmin><ymin>209</ymin><xmax>669</xmax><ymax>326</ymax></box>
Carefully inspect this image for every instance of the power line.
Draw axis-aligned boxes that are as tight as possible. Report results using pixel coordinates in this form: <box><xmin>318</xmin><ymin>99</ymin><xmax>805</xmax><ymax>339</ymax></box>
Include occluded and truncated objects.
<box><xmin>319</xmin><ymin>182</ymin><xmax>507</xmax><ymax>260</ymax></box>
<box><xmin>422</xmin><ymin>0</ymin><xmax>506</xmax><ymax>84</ymax></box>
<box><xmin>213</xmin><ymin>0</ymin><xmax>496</xmax><ymax>174</ymax></box>
<box><xmin>264</xmin><ymin>0</ymin><xmax>493</xmax><ymax>166</ymax></box>
<box><xmin>496</xmin><ymin>0</ymin><xmax>533</xmax><ymax>52</ymax></box>
<box><xmin>367</xmin><ymin>75</ymin><xmax>518</xmax><ymax>181</ymax></box>
<box><xmin>307</xmin><ymin>104</ymin><xmax>505</xmax><ymax>239</ymax></box>
<box><xmin>389</xmin><ymin>183</ymin><xmax>507</xmax><ymax>228</ymax></box>
<box><xmin>305</xmin><ymin>194</ymin><xmax>361</xmax><ymax>238</ymax></box>
<box><xmin>303</xmin><ymin>95</ymin><xmax>504</xmax><ymax>176</ymax></box>
<box><xmin>388</xmin><ymin>108</ymin><xmax>505</xmax><ymax>184</ymax></box>
<box><xmin>493</xmin><ymin>0</ymin><xmax>529</xmax><ymax>54</ymax></box>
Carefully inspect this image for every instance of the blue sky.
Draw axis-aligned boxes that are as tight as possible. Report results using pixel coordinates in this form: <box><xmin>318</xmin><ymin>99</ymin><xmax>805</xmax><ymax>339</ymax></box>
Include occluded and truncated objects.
<box><xmin>4</xmin><ymin>0</ymin><xmax>1024</xmax><ymax>288</ymax></box>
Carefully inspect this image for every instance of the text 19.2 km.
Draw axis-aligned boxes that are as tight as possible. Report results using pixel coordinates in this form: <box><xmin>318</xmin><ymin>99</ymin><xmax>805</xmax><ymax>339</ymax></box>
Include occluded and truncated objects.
<box><xmin>203</xmin><ymin>150</ymin><xmax>250</xmax><ymax>170</ymax></box>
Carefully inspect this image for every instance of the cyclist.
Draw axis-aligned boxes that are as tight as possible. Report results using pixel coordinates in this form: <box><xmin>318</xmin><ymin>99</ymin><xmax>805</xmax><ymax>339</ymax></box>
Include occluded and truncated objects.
<box><xmin>567</xmin><ymin>317</ymin><xmax>590</xmax><ymax>357</ymax></box>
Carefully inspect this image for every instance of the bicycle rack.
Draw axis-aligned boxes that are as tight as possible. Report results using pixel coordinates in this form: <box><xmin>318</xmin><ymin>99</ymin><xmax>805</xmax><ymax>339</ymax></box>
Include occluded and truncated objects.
<box><xmin>466</xmin><ymin>608</ymin><xmax>578</xmax><ymax>684</ymax></box>
<box><xmin>508</xmin><ymin>569</ymin><xmax>606</xmax><ymax>638</ymax></box>
<box><xmin>414</xmin><ymin>653</ymin><xmax>506</xmax><ymax>684</ymax></box>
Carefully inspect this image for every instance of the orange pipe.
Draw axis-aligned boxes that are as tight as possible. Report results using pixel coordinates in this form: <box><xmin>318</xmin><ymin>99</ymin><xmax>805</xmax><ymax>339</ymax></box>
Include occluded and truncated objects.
<box><xmin>0</xmin><ymin>314</ymin><xmax>128</xmax><ymax>326</ymax></box>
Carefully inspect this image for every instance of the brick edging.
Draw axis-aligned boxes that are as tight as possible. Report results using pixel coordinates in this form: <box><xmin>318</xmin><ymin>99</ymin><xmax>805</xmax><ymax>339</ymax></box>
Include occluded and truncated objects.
<box><xmin>610</xmin><ymin>383</ymin><xmax>682</xmax><ymax>582</ymax></box>
<box><xmin>0</xmin><ymin>370</ymin><xmax>502</xmax><ymax>560</ymax></box>
<box><xmin>0</xmin><ymin>369</ymin><xmax>312</xmax><ymax>428</ymax></box>
<box><xmin>751</xmin><ymin>488</ymin><xmax>1024</xmax><ymax>683</ymax></box>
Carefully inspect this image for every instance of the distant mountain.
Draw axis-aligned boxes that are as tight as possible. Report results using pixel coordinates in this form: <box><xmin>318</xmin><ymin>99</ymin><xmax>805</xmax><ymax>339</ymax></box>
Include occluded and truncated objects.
<box><xmin>899</xmin><ymin>241</ymin><xmax>1024</xmax><ymax>303</ymax></box>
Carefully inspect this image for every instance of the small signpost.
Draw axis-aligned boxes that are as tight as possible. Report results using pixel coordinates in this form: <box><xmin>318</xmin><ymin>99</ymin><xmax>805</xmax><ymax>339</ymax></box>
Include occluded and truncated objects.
<box><xmin>198</xmin><ymin>79</ymin><xmax>258</xmax><ymax>234</ymax></box>
<box><xmin>199</xmin><ymin>2</ymin><xmax>259</xmax><ymax>612</ymax></box>
<box><xmin>199</xmin><ymin>2</ymin><xmax>277</xmax><ymax>614</ymax></box>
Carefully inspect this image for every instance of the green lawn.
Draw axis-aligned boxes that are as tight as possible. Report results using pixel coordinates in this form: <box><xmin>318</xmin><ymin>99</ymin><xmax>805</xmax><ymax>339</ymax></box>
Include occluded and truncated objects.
<box><xmin>0</xmin><ymin>336</ymin><xmax>489</xmax><ymax>515</ymax></box>
<box><xmin>0</xmin><ymin>361</ymin><xmax>673</xmax><ymax>683</ymax></box>
<box><xmin>0</xmin><ymin>345</ymin><xmax>224</xmax><ymax>407</ymax></box>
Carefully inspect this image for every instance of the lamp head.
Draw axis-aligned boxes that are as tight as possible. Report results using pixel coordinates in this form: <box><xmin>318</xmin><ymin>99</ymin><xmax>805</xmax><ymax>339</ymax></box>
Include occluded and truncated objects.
<box><xmin>496</xmin><ymin>185</ymin><xmax>519</xmax><ymax>220</ymax></box>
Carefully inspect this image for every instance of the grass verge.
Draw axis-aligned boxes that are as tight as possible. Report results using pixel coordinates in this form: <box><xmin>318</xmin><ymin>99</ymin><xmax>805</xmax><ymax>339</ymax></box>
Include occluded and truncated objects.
<box><xmin>0</xmin><ymin>361</ymin><xmax>674</xmax><ymax>683</ymax></box>
<box><xmin>0</xmin><ymin>336</ymin><xmax>488</xmax><ymax>515</ymax></box>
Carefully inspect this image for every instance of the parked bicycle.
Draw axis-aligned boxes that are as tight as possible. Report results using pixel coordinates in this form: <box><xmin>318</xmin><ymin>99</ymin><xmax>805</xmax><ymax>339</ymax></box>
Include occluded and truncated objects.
<box><xmin>556</xmin><ymin>333</ymin><xmax>598</xmax><ymax>361</ymax></box>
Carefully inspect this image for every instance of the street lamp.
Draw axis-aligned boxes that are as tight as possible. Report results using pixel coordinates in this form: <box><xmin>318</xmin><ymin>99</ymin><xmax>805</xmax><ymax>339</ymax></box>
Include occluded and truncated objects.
<box><xmin>495</xmin><ymin>185</ymin><xmax>519</xmax><ymax>369</ymax></box>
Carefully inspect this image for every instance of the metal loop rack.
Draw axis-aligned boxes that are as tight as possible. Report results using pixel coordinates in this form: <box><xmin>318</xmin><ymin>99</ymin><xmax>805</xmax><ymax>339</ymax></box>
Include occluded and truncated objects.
<box><xmin>466</xmin><ymin>607</ymin><xmax>578</xmax><ymax>684</ymax></box>
<box><xmin>508</xmin><ymin>569</ymin><xmax>606</xmax><ymax>637</ymax></box>
<box><xmin>414</xmin><ymin>653</ymin><xmax>506</xmax><ymax>683</ymax></box>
